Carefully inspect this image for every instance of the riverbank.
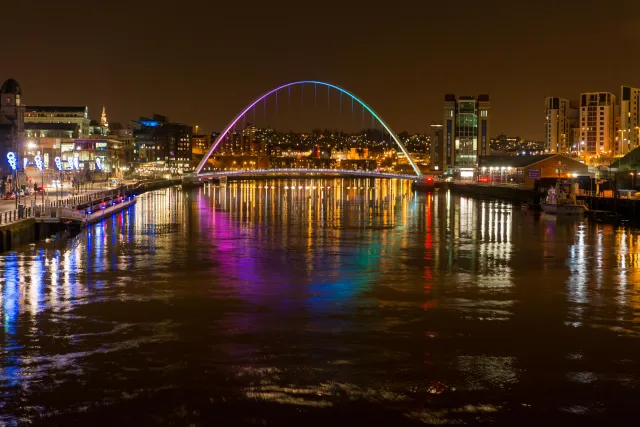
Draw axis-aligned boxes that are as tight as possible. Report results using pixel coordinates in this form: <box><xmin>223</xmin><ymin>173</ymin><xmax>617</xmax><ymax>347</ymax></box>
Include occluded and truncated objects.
<box><xmin>446</xmin><ymin>182</ymin><xmax>535</xmax><ymax>203</ymax></box>
<box><xmin>0</xmin><ymin>178</ymin><xmax>180</xmax><ymax>253</ymax></box>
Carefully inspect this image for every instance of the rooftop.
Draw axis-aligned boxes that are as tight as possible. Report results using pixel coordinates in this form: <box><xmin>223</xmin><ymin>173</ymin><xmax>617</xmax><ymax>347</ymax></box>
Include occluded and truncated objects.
<box><xmin>1</xmin><ymin>79</ymin><xmax>21</xmax><ymax>95</ymax></box>
<box><xmin>610</xmin><ymin>147</ymin><xmax>640</xmax><ymax>169</ymax></box>
<box><xmin>479</xmin><ymin>154</ymin><xmax>554</xmax><ymax>168</ymax></box>
<box><xmin>25</xmin><ymin>106</ymin><xmax>87</xmax><ymax>113</ymax></box>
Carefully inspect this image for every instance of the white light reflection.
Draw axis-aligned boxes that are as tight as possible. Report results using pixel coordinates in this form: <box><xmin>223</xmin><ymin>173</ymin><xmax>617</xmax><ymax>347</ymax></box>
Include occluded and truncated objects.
<box><xmin>566</xmin><ymin>224</ymin><xmax>587</xmax><ymax>327</ymax></box>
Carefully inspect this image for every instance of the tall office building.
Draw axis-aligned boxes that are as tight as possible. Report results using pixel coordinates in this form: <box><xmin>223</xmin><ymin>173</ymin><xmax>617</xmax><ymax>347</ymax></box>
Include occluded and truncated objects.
<box><xmin>579</xmin><ymin>92</ymin><xmax>616</xmax><ymax>157</ymax></box>
<box><xmin>544</xmin><ymin>97</ymin><xmax>578</xmax><ymax>154</ymax></box>
<box><xmin>442</xmin><ymin>94</ymin><xmax>490</xmax><ymax>173</ymax></box>
<box><xmin>619</xmin><ymin>86</ymin><xmax>640</xmax><ymax>155</ymax></box>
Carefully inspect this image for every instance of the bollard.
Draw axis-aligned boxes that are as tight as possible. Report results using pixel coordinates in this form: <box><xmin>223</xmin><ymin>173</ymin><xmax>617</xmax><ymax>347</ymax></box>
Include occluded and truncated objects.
<box><xmin>9</xmin><ymin>211</ymin><xmax>12</xmax><ymax>222</ymax></box>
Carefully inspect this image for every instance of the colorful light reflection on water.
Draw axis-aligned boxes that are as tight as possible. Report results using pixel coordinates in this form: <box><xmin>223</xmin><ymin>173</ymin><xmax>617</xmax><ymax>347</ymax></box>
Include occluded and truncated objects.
<box><xmin>0</xmin><ymin>180</ymin><xmax>639</xmax><ymax>425</ymax></box>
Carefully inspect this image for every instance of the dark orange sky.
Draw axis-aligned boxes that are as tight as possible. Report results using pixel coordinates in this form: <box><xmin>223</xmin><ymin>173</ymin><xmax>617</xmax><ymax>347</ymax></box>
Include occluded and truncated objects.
<box><xmin>1</xmin><ymin>1</ymin><xmax>639</xmax><ymax>139</ymax></box>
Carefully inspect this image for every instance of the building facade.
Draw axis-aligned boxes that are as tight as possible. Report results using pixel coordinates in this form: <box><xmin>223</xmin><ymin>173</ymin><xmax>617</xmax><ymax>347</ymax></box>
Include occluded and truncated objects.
<box><xmin>579</xmin><ymin>92</ymin><xmax>616</xmax><ymax>158</ymax></box>
<box><xmin>132</xmin><ymin>115</ymin><xmax>192</xmax><ymax>174</ymax></box>
<box><xmin>442</xmin><ymin>94</ymin><xmax>490</xmax><ymax>173</ymax></box>
<box><xmin>545</xmin><ymin>97</ymin><xmax>578</xmax><ymax>154</ymax></box>
<box><xmin>24</xmin><ymin>106</ymin><xmax>91</xmax><ymax>137</ymax></box>
<box><xmin>217</xmin><ymin>124</ymin><xmax>265</xmax><ymax>156</ymax></box>
<box><xmin>0</xmin><ymin>79</ymin><xmax>25</xmax><ymax>176</ymax></box>
<box><xmin>478</xmin><ymin>154</ymin><xmax>589</xmax><ymax>186</ymax></box>
<box><xmin>619</xmin><ymin>86</ymin><xmax>640</xmax><ymax>156</ymax></box>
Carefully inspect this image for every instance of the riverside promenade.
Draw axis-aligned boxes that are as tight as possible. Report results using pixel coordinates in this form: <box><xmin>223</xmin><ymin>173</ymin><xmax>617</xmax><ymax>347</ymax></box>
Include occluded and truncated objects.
<box><xmin>0</xmin><ymin>178</ymin><xmax>180</xmax><ymax>252</ymax></box>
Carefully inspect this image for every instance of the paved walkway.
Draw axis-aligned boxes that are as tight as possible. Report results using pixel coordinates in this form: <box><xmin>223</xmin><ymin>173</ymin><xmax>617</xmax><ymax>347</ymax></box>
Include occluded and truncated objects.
<box><xmin>0</xmin><ymin>186</ymin><xmax>114</xmax><ymax>213</ymax></box>
<box><xmin>0</xmin><ymin>182</ymin><xmax>139</xmax><ymax>224</ymax></box>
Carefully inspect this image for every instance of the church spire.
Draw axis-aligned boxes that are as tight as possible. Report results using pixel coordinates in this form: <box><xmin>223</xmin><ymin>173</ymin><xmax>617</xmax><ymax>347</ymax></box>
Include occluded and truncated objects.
<box><xmin>100</xmin><ymin>105</ymin><xmax>109</xmax><ymax>127</ymax></box>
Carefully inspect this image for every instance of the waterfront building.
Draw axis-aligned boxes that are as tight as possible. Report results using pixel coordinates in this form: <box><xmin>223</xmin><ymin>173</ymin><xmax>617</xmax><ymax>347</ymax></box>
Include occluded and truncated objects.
<box><xmin>544</xmin><ymin>97</ymin><xmax>578</xmax><ymax>154</ymax></box>
<box><xmin>58</xmin><ymin>138</ymin><xmax>125</xmax><ymax>174</ymax></box>
<box><xmin>478</xmin><ymin>154</ymin><xmax>589</xmax><ymax>186</ymax></box>
<box><xmin>107</xmin><ymin>124</ymin><xmax>135</xmax><ymax>170</ymax></box>
<box><xmin>619</xmin><ymin>86</ymin><xmax>640</xmax><ymax>156</ymax></box>
<box><xmin>0</xmin><ymin>78</ymin><xmax>25</xmax><ymax>176</ymax></box>
<box><xmin>24</xmin><ymin>105</ymin><xmax>91</xmax><ymax>137</ymax></box>
<box><xmin>441</xmin><ymin>94</ymin><xmax>490</xmax><ymax>176</ymax></box>
<box><xmin>132</xmin><ymin>115</ymin><xmax>192</xmax><ymax>174</ymax></box>
<box><xmin>579</xmin><ymin>92</ymin><xmax>616</xmax><ymax>159</ymax></box>
<box><xmin>24</xmin><ymin>123</ymin><xmax>77</xmax><ymax>139</ymax></box>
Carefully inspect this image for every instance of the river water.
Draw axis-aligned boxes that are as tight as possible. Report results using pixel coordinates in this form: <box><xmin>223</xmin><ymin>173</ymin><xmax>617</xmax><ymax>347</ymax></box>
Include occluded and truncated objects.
<box><xmin>0</xmin><ymin>179</ymin><xmax>638</xmax><ymax>426</ymax></box>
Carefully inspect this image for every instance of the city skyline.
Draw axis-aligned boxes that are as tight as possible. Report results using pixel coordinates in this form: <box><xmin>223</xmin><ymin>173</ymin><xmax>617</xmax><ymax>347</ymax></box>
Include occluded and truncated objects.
<box><xmin>1</xmin><ymin>2</ymin><xmax>639</xmax><ymax>139</ymax></box>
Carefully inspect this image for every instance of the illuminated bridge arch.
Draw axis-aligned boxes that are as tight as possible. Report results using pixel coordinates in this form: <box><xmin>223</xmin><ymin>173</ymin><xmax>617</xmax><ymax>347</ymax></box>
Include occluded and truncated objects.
<box><xmin>195</xmin><ymin>81</ymin><xmax>422</xmax><ymax>176</ymax></box>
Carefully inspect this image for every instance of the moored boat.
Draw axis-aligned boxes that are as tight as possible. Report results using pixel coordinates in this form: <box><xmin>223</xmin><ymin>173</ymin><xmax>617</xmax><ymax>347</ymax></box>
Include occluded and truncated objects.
<box><xmin>541</xmin><ymin>181</ymin><xmax>587</xmax><ymax>215</ymax></box>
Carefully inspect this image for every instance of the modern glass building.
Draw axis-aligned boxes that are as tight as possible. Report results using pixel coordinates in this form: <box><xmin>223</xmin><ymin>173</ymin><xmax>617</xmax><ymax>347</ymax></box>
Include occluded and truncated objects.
<box><xmin>438</xmin><ymin>94</ymin><xmax>490</xmax><ymax>176</ymax></box>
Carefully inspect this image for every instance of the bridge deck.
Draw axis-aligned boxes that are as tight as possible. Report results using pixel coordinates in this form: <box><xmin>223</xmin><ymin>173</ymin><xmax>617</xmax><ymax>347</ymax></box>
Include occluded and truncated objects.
<box><xmin>193</xmin><ymin>169</ymin><xmax>421</xmax><ymax>181</ymax></box>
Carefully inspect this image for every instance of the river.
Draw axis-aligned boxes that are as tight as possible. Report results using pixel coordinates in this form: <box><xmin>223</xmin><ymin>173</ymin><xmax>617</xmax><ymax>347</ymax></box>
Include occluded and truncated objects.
<box><xmin>0</xmin><ymin>178</ymin><xmax>638</xmax><ymax>426</ymax></box>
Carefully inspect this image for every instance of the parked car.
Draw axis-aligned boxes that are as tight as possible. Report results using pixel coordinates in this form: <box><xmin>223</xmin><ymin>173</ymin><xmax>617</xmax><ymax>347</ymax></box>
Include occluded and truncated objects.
<box><xmin>3</xmin><ymin>192</ymin><xmax>16</xmax><ymax>200</ymax></box>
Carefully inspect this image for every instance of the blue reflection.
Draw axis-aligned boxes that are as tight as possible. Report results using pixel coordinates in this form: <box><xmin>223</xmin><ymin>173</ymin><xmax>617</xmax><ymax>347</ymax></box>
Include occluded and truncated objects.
<box><xmin>2</xmin><ymin>253</ymin><xmax>22</xmax><ymax>386</ymax></box>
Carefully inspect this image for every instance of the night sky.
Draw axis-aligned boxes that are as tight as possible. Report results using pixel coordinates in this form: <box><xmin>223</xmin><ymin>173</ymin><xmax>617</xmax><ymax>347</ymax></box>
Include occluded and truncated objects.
<box><xmin>2</xmin><ymin>2</ymin><xmax>638</xmax><ymax>139</ymax></box>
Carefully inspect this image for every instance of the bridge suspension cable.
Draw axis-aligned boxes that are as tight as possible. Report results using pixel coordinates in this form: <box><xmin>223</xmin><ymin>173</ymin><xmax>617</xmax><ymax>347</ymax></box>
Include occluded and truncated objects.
<box><xmin>196</xmin><ymin>81</ymin><xmax>422</xmax><ymax>177</ymax></box>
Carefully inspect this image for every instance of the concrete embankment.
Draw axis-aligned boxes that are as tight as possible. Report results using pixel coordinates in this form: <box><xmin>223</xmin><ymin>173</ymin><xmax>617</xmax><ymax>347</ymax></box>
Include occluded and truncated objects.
<box><xmin>447</xmin><ymin>183</ymin><xmax>535</xmax><ymax>203</ymax></box>
<box><xmin>578</xmin><ymin>195</ymin><xmax>640</xmax><ymax>218</ymax></box>
<box><xmin>0</xmin><ymin>219</ymin><xmax>64</xmax><ymax>252</ymax></box>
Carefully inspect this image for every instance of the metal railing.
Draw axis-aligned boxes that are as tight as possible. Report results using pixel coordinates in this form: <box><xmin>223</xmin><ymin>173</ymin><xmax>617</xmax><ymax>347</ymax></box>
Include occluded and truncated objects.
<box><xmin>0</xmin><ymin>207</ymin><xmax>33</xmax><ymax>225</ymax></box>
<box><xmin>0</xmin><ymin>183</ymin><xmax>138</xmax><ymax>227</ymax></box>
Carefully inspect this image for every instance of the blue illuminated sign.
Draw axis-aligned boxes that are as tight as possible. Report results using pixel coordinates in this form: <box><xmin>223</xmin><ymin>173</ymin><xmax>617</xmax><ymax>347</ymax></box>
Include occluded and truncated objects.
<box><xmin>23</xmin><ymin>157</ymin><xmax>28</xmax><ymax>170</ymax></box>
<box><xmin>7</xmin><ymin>152</ymin><xmax>17</xmax><ymax>171</ymax></box>
<box><xmin>34</xmin><ymin>155</ymin><xmax>43</xmax><ymax>171</ymax></box>
<box><xmin>55</xmin><ymin>156</ymin><xmax>62</xmax><ymax>171</ymax></box>
<box><xmin>95</xmin><ymin>157</ymin><xmax>103</xmax><ymax>170</ymax></box>
<box><xmin>140</xmin><ymin>120</ymin><xmax>159</xmax><ymax>127</ymax></box>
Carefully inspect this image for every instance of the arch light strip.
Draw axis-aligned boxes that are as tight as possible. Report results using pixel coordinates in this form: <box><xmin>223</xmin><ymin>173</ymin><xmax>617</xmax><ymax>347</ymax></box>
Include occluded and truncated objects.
<box><xmin>196</xmin><ymin>81</ymin><xmax>422</xmax><ymax>176</ymax></box>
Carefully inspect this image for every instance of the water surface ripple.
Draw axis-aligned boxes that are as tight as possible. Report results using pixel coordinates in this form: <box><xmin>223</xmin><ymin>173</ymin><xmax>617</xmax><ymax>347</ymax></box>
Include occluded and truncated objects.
<box><xmin>0</xmin><ymin>179</ymin><xmax>638</xmax><ymax>425</ymax></box>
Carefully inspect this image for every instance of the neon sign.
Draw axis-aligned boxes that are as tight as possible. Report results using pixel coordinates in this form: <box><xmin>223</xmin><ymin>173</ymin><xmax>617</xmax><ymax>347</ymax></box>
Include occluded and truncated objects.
<box><xmin>23</xmin><ymin>157</ymin><xmax>28</xmax><ymax>170</ymax></box>
<box><xmin>55</xmin><ymin>156</ymin><xmax>62</xmax><ymax>170</ymax></box>
<box><xmin>7</xmin><ymin>152</ymin><xmax>17</xmax><ymax>171</ymax></box>
<box><xmin>95</xmin><ymin>157</ymin><xmax>103</xmax><ymax>170</ymax></box>
<box><xmin>34</xmin><ymin>155</ymin><xmax>43</xmax><ymax>171</ymax></box>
